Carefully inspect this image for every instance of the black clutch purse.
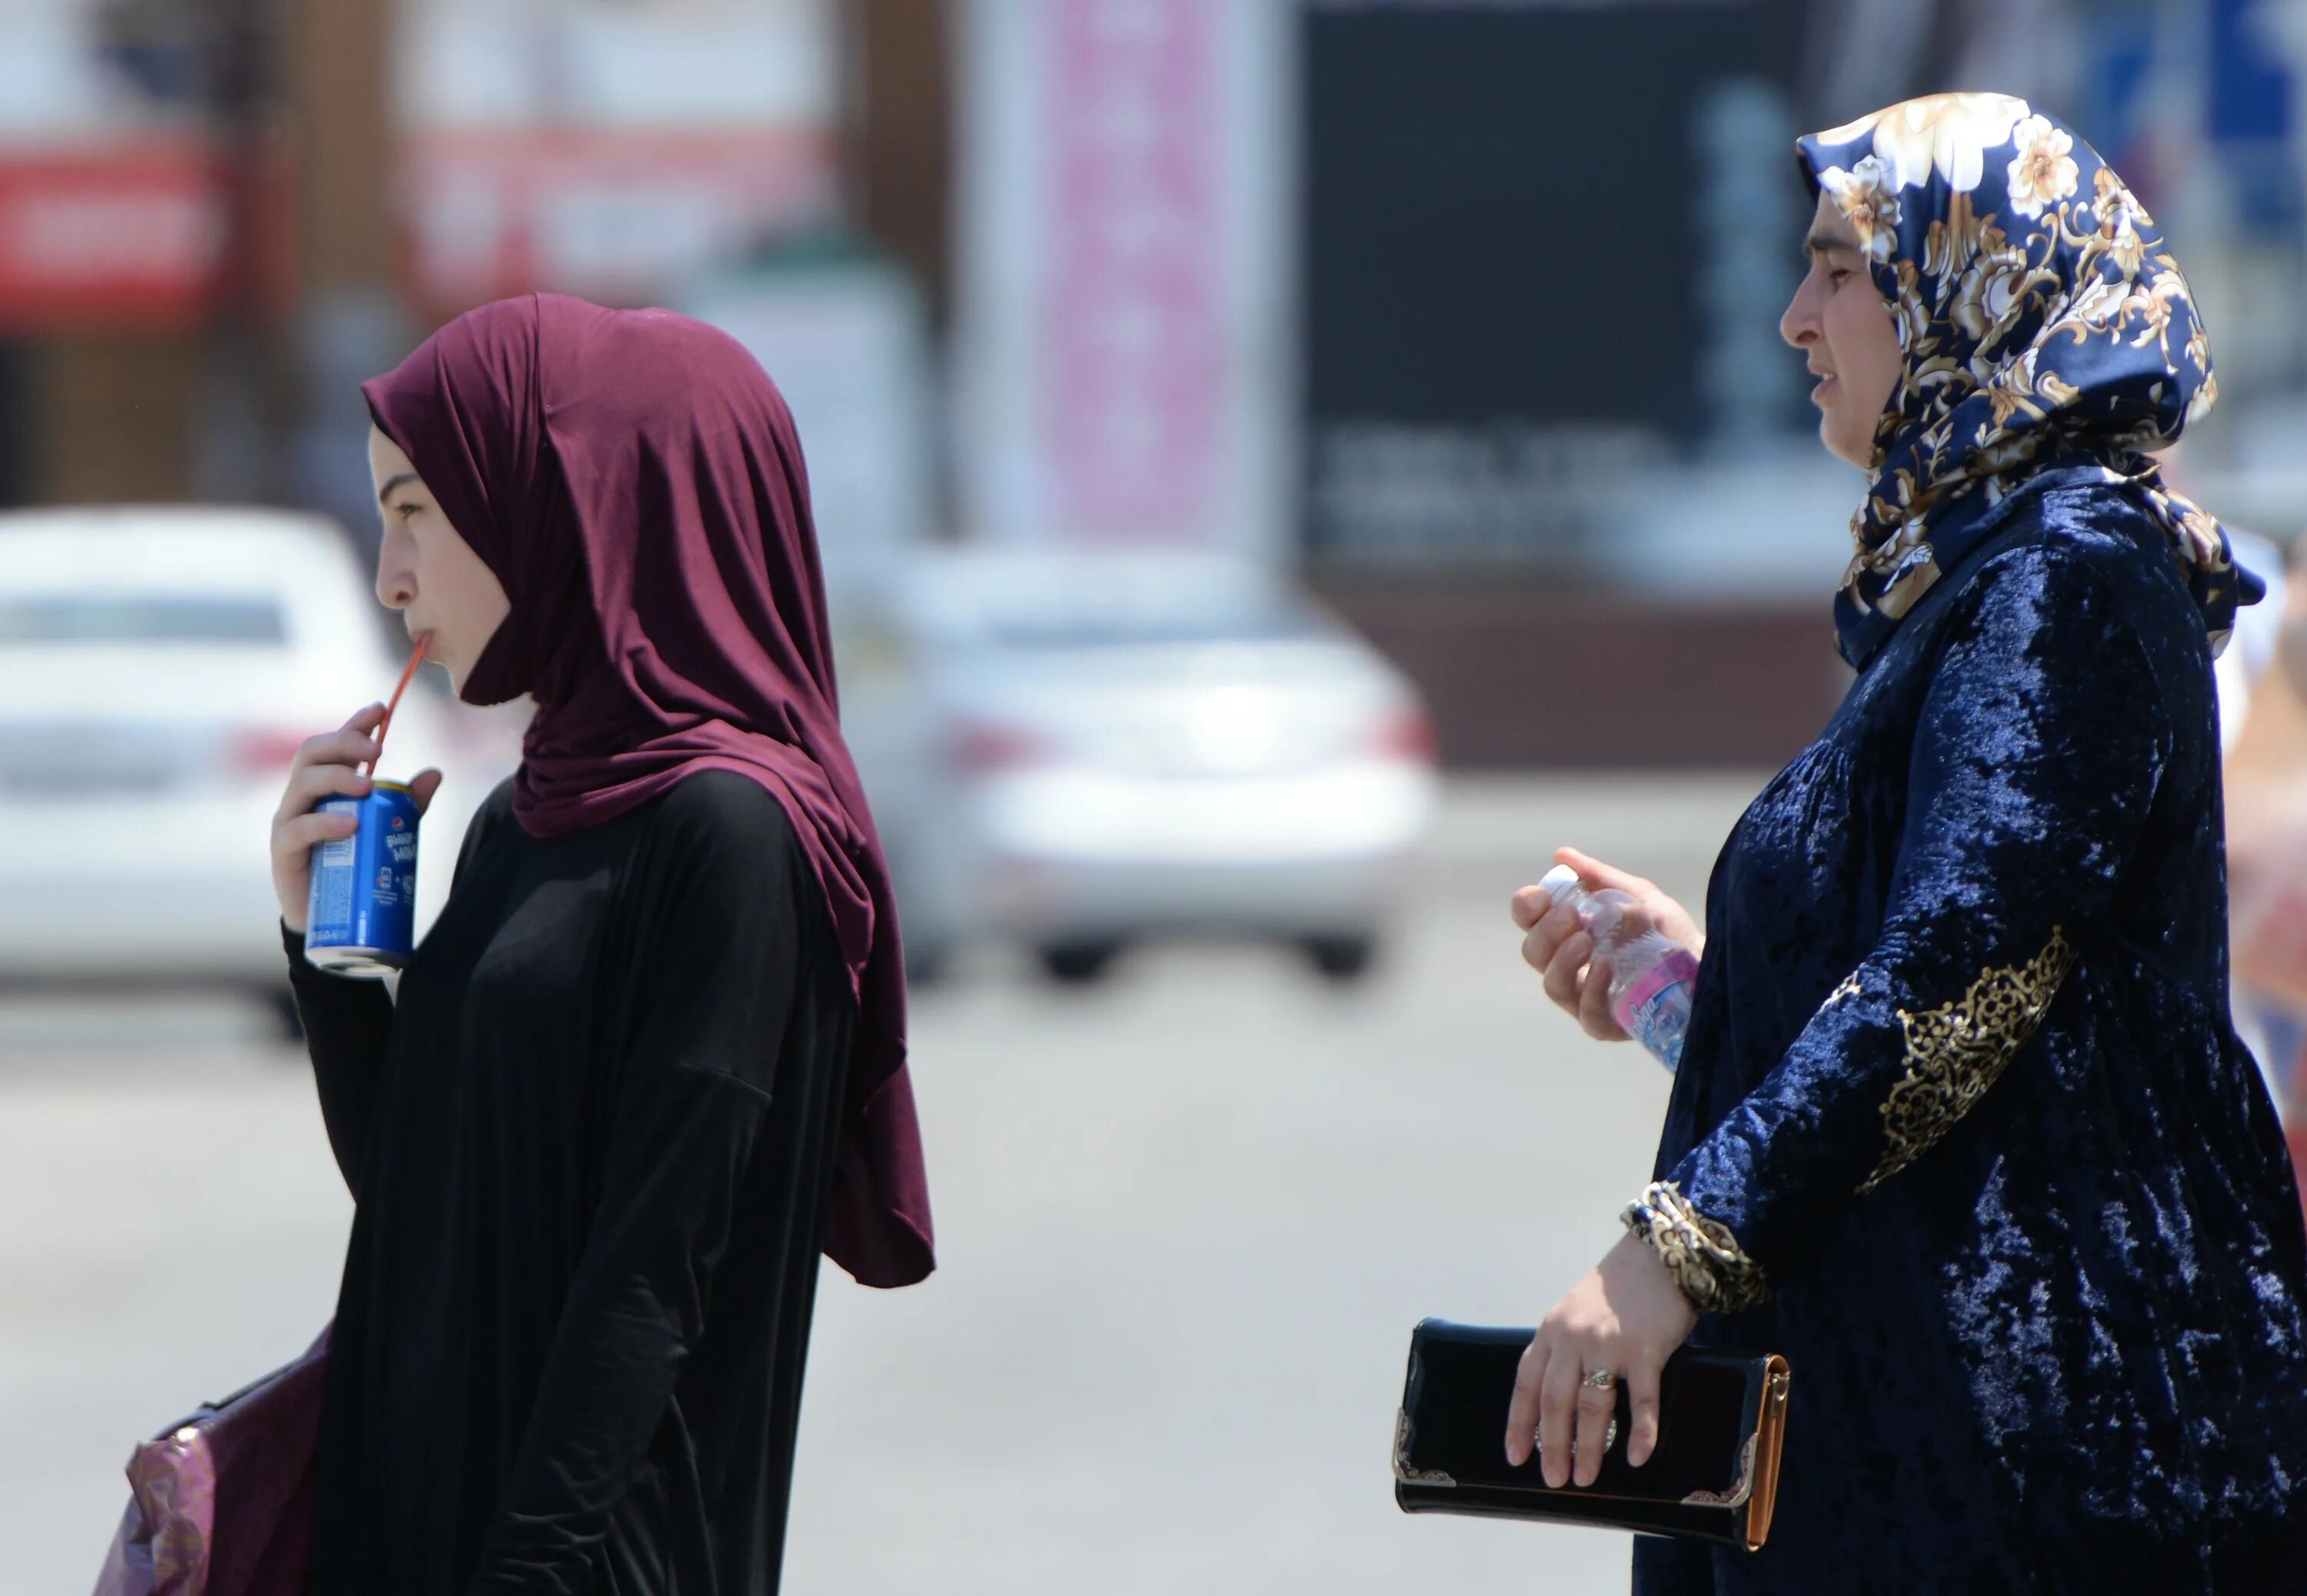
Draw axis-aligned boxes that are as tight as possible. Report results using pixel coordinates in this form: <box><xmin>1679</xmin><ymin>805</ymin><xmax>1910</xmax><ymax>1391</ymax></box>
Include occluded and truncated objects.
<box><xmin>1393</xmin><ymin>1319</ymin><xmax>1790</xmax><ymax>1551</ymax></box>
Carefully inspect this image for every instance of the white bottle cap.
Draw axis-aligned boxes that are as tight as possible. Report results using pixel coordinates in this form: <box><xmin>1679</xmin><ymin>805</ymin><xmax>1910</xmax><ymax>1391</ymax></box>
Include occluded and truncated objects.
<box><xmin>1538</xmin><ymin>864</ymin><xmax>1583</xmax><ymax>901</ymax></box>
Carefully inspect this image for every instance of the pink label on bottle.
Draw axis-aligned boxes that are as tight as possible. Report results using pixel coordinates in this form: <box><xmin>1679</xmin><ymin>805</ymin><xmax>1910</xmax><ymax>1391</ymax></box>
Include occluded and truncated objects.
<box><xmin>1614</xmin><ymin>948</ymin><xmax>1700</xmax><ymax>1025</ymax></box>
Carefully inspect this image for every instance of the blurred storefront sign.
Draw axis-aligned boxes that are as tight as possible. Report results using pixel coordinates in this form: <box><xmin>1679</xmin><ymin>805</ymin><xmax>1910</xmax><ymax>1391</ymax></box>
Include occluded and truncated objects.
<box><xmin>952</xmin><ymin>0</ymin><xmax>1292</xmax><ymax>557</ymax></box>
<box><xmin>1307</xmin><ymin>421</ymin><xmax>1673</xmax><ymax>568</ymax></box>
<box><xmin>0</xmin><ymin>142</ymin><xmax>293</xmax><ymax>334</ymax></box>
<box><xmin>0</xmin><ymin>2</ymin><xmax>245</xmax><ymax>334</ymax></box>
<box><xmin>0</xmin><ymin>147</ymin><xmax>224</xmax><ymax>331</ymax></box>
<box><xmin>401</xmin><ymin>128</ymin><xmax>838</xmax><ymax>316</ymax></box>
<box><xmin>2205</xmin><ymin>0</ymin><xmax>2302</xmax><ymax>232</ymax></box>
<box><xmin>393</xmin><ymin>0</ymin><xmax>840</xmax><ymax>316</ymax></box>
<box><xmin>1300</xmin><ymin>2</ymin><xmax>1803</xmax><ymax>570</ymax></box>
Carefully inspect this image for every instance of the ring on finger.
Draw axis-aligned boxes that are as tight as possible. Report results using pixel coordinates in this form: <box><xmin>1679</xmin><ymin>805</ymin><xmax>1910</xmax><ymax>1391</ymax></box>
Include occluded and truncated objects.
<box><xmin>1580</xmin><ymin>1367</ymin><xmax>1616</xmax><ymax>1391</ymax></box>
<box><xmin>1533</xmin><ymin>1415</ymin><xmax>1622</xmax><ymax>1457</ymax></box>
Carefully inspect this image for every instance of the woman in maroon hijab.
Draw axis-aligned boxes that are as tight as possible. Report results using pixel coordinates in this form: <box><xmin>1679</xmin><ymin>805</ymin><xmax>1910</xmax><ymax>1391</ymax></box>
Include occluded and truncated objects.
<box><xmin>263</xmin><ymin>292</ymin><xmax>933</xmax><ymax>1594</ymax></box>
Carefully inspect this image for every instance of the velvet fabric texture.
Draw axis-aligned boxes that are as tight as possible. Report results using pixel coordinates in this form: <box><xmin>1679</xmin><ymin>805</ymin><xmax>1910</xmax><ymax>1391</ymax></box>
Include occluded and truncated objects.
<box><xmin>361</xmin><ymin>294</ymin><xmax>930</xmax><ymax>1288</ymax></box>
<box><xmin>1632</xmin><ymin>470</ymin><xmax>2307</xmax><ymax>1594</ymax></box>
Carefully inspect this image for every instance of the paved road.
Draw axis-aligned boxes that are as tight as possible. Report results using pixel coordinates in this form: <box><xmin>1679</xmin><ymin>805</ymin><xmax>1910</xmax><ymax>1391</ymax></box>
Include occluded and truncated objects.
<box><xmin>0</xmin><ymin>773</ymin><xmax>1765</xmax><ymax>1596</ymax></box>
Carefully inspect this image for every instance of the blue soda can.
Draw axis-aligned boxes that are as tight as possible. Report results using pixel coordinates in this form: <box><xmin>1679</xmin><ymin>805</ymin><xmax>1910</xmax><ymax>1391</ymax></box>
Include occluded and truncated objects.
<box><xmin>303</xmin><ymin>780</ymin><xmax>421</xmax><ymax>976</ymax></box>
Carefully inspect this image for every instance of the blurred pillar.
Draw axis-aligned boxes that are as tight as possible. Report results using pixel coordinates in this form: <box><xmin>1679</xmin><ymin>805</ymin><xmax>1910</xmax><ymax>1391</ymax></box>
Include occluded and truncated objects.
<box><xmin>846</xmin><ymin>0</ymin><xmax>954</xmax><ymax>326</ymax></box>
<box><xmin>0</xmin><ymin>344</ymin><xmax>31</xmax><ymax>507</ymax></box>
<box><xmin>282</xmin><ymin>0</ymin><xmax>392</xmax><ymax>300</ymax></box>
<box><xmin>191</xmin><ymin>0</ymin><xmax>286</xmax><ymax>503</ymax></box>
<box><xmin>34</xmin><ymin>335</ymin><xmax>205</xmax><ymax>504</ymax></box>
<box><xmin>279</xmin><ymin>0</ymin><xmax>411</xmax><ymax>550</ymax></box>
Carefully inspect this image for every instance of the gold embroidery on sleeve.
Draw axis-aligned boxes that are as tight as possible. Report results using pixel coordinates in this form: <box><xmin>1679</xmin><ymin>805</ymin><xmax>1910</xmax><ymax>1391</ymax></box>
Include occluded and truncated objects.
<box><xmin>1623</xmin><ymin>1181</ymin><xmax>1772</xmax><ymax>1314</ymax></box>
<box><xmin>1821</xmin><ymin>973</ymin><xmax>1863</xmax><ymax>1010</ymax></box>
<box><xmin>1857</xmin><ymin>926</ymin><xmax>2076</xmax><ymax>1194</ymax></box>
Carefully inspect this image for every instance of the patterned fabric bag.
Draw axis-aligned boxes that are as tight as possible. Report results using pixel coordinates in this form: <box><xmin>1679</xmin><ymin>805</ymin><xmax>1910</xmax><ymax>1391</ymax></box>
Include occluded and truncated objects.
<box><xmin>91</xmin><ymin>1327</ymin><xmax>329</xmax><ymax>1596</ymax></box>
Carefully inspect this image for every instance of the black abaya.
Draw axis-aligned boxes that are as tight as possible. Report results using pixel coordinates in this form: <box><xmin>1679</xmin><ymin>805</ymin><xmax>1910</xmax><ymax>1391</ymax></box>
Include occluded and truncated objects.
<box><xmin>287</xmin><ymin>770</ymin><xmax>854</xmax><ymax>1595</ymax></box>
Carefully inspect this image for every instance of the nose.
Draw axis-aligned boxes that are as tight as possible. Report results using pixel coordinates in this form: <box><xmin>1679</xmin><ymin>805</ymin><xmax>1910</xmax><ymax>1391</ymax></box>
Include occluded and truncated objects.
<box><xmin>375</xmin><ymin>525</ymin><xmax>417</xmax><ymax>611</ymax></box>
<box><xmin>1781</xmin><ymin>270</ymin><xmax>1822</xmax><ymax>351</ymax></box>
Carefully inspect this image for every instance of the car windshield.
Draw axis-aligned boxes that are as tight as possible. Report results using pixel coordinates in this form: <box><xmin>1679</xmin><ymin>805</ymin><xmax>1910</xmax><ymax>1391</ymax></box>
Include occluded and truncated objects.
<box><xmin>0</xmin><ymin>595</ymin><xmax>287</xmax><ymax>646</ymax></box>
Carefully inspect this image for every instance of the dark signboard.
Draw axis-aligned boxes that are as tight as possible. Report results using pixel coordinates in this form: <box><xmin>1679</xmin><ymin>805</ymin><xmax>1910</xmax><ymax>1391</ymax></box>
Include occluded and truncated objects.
<box><xmin>1302</xmin><ymin>0</ymin><xmax>1805</xmax><ymax>566</ymax></box>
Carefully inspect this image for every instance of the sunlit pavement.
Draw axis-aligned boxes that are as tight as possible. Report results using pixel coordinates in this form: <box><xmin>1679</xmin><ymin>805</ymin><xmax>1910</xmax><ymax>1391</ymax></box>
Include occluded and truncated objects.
<box><xmin>0</xmin><ymin>772</ymin><xmax>1764</xmax><ymax>1596</ymax></box>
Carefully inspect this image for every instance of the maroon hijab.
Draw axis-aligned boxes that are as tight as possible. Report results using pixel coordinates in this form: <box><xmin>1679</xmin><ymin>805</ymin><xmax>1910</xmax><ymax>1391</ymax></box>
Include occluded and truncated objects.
<box><xmin>362</xmin><ymin>292</ymin><xmax>931</xmax><ymax>1288</ymax></box>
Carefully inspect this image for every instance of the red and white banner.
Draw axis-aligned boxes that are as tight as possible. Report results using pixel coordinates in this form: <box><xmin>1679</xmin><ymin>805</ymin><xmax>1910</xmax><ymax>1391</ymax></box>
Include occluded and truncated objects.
<box><xmin>0</xmin><ymin>145</ymin><xmax>231</xmax><ymax>332</ymax></box>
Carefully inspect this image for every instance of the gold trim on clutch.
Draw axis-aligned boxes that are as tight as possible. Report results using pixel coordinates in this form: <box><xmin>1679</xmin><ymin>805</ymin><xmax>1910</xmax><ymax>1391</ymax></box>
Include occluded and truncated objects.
<box><xmin>1680</xmin><ymin>1432</ymin><xmax>1758</xmax><ymax>1508</ymax></box>
<box><xmin>1393</xmin><ymin>1409</ymin><xmax>1455</xmax><ymax>1486</ymax></box>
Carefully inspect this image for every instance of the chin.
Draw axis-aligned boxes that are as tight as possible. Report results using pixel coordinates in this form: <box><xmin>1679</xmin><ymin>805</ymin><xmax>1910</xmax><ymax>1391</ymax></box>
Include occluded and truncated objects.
<box><xmin>1823</xmin><ymin>420</ymin><xmax>1874</xmax><ymax>470</ymax></box>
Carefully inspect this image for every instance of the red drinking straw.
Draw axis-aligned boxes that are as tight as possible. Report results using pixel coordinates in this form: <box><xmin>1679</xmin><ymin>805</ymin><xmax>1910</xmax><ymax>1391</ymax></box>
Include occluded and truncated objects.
<box><xmin>364</xmin><ymin>633</ymin><xmax>432</xmax><ymax>778</ymax></box>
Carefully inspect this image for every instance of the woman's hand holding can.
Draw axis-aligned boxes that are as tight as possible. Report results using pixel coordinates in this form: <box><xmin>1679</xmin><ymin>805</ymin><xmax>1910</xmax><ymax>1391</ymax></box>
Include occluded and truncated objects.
<box><xmin>271</xmin><ymin>704</ymin><xmax>442</xmax><ymax>932</ymax></box>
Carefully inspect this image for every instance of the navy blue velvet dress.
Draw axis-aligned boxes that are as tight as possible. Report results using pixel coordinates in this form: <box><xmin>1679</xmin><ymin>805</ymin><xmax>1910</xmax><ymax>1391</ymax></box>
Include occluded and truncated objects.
<box><xmin>1631</xmin><ymin>469</ymin><xmax>2307</xmax><ymax>1594</ymax></box>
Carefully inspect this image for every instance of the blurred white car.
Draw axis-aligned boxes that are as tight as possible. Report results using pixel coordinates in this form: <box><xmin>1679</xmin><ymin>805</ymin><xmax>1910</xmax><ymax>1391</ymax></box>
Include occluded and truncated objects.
<box><xmin>834</xmin><ymin>548</ymin><xmax>1440</xmax><ymax>984</ymax></box>
<box><xmin>0</xmin><ymin>507</ymin><xmax>517</xmax><ymax>1032</ymax></box>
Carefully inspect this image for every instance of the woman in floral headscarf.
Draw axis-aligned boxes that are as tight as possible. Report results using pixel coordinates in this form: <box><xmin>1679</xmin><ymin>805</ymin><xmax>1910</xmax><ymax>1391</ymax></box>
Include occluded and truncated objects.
<box><xmin>1504</xmin><ymin>95</ymin><xmax>2307</xmax><ymax>1591</ymax></box>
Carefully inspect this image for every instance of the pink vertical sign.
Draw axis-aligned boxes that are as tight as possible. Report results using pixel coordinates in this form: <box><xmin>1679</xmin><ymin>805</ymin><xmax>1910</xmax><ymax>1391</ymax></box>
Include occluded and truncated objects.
<box><xmin>1046</xmin><ymin>0</ymin><xmax>1226</xmax><ymax>544</ymax></box>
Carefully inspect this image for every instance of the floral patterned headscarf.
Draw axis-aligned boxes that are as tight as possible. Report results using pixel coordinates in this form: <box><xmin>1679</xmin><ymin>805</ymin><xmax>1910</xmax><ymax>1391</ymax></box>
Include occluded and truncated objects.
<box><xmin>1799</xmin><ymin>93</ymin><xmax>2264</xmax><ymax>670</ymax></box>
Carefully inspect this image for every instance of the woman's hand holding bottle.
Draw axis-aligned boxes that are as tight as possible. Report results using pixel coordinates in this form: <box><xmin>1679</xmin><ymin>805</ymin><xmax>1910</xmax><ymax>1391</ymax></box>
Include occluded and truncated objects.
<box><xmin>1511</xmin><ymin>846</ymin><xmax>1703</xmax><ymax>1046</ymax></box>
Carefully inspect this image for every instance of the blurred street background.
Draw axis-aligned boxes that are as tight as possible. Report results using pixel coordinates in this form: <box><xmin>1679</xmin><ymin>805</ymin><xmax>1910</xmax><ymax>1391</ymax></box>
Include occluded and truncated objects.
<box><xmin>1</xmin><ymin>775</ymin><xmax>1750</xmax><ymax>1595</ymax></box>
<box><xmin>5</xmin><ymin>0</ymin><xmax>2307</xmax><ymax>1591</ymax></box>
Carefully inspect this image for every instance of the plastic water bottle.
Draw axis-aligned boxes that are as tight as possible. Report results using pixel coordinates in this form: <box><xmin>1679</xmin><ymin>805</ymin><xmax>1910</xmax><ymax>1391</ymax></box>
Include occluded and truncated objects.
<box><xmin>1537</xmin><ymin>865</ymin><xmax>1699</xmax><ymax>1073</ymax></box>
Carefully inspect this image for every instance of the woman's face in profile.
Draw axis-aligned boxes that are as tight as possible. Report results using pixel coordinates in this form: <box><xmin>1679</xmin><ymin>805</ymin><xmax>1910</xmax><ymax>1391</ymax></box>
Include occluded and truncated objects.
<box><xmin>368</xmin><ymin>424</ymin><xmax>510</xmax><ymax>694</ymax></box>
<box><xmin>1781</xmin><ymin>189</ymin><xmax>1903</xmax><ymax>469</ymax></box>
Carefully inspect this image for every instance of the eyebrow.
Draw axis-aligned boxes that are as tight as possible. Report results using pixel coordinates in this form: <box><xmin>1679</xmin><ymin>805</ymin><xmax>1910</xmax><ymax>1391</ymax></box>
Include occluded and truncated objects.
<box><xmin>377</xmin><ymin>471</ymin><xmax>419</xmax><ymax>506</ymax></box>
<box><xmin>1806</xmin><ymin>228</ymin><xmax>1863</xmax><ymax>258</ymax></box>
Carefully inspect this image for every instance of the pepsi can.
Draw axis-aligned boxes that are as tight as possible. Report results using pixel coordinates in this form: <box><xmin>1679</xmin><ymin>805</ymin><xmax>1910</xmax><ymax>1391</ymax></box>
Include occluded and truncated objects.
<box><xmin>303</xmin><ymin>780</ymin><xmax>421</xmax><ymax>976</ymax></box>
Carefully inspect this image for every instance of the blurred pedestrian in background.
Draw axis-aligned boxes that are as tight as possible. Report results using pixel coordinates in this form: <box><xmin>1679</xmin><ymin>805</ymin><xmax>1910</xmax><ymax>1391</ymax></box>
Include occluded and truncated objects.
<box><xmin>1503</xmin><ymin>95</ymin><xmax>2307</xmax><ymax>1591</ymax></box>
<box><xmin>2135</xmin><ymin>467</ymin><xmax>2307</xmax><ymax>1172</ymax></box>
<box><xmin>267</xmin><ymin>293</ymin><xmax>932</xmax><ymax>1594</ymax></box>
<box><xmin>2219</xmin><ymin>528</ymin><xmax>2307</xmax><ymax>1192</ymax></box>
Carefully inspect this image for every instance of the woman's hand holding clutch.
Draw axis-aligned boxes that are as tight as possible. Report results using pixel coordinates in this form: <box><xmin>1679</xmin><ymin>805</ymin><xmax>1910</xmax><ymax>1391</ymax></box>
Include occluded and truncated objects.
<box><xmin>1511</xmin><ymin>847</ymin><xmax>1703</xmax><ymax>1042</ymax></box>
<box><xmin>1504</xmin><ymin>1233</ymin><xmax>1699</xmax><ymax>1488</ymax></box>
